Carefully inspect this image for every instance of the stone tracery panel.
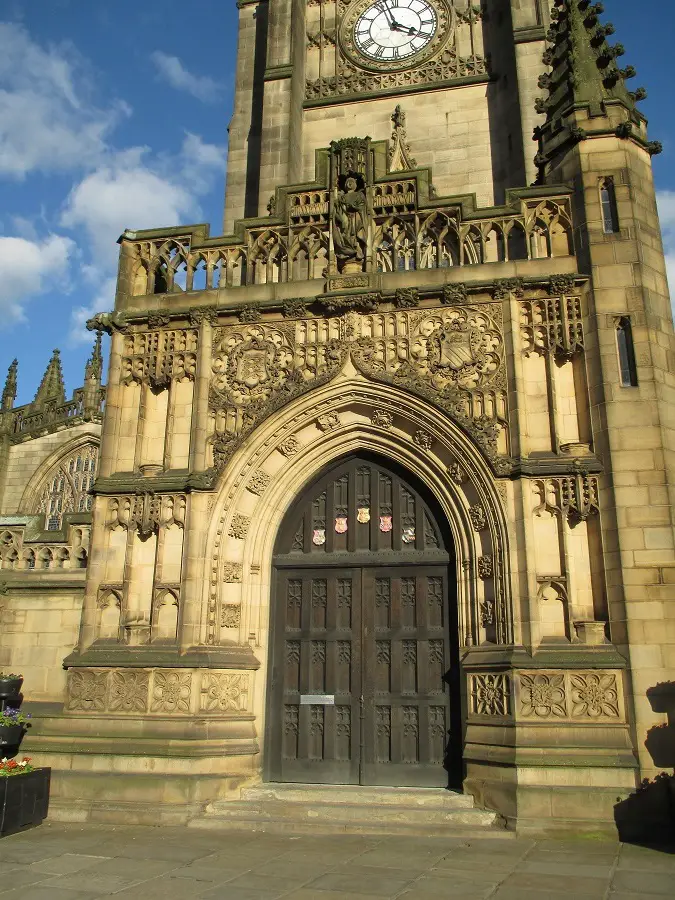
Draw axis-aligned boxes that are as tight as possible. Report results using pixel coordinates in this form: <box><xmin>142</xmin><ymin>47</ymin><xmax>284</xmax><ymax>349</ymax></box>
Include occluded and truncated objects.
<box><xmin>208</xmin><ymin>304</ymin><xmax>509</xmax><ymax>473</ymax></box>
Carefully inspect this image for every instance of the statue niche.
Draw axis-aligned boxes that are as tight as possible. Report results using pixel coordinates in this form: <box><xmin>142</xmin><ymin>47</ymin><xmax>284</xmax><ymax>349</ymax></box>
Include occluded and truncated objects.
<box><xmin>332</xmin><ymin>173</ymin><xmax>367</xmax><ymax>274</ymax></box>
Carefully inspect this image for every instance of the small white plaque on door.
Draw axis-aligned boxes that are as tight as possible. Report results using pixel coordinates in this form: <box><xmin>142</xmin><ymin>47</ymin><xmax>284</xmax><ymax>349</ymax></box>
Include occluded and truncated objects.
<box><xmin>300</xmin><ymin>694</ymin><xmax>335</xmax><ymax>705</ymax></box>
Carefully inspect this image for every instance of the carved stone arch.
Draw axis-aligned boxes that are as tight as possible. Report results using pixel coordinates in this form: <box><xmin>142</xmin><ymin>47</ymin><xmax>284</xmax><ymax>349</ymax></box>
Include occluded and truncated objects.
<box><xmin>20</xmin><ymin>433</ymin><xmax>101</xmax><ymax>521</ymax></box>
<box><xmin>97</xmin><ymin>587</ymin><xmax>122</xmax><ymax>640</ymax></box>
<box><xmin>419</xmin><ymin>211</ymin><xmax>460</xmax><ymax>269</ymax></box>
<box><xmin>251</xmin><ymin>230</ymin><xmax>288</xmax><ymax>284</ymax></box>
<box><xmin>204</xmin><ymin>375</ymin><xmax>514</xmax><ymax>661</ymax></box>
<box><xmin>374</xmin><ymin>216</ymin><xmax>415</xmax><ymax>272</ymax></box>
<box><xmin>152</xmin><ymin>587</ymin><xmax>179</xmax><ymax>642</ymax></box>
<box><xmin>131</xmin><ymin>260</ymin><xmax>150</xmax><ymax>296</ymax></box>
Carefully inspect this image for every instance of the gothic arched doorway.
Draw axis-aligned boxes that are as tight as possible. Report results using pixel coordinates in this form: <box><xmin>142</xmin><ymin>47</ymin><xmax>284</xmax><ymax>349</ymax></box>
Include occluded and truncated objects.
<box><xmin>266</xmin><ymin>453</ymin><xmax>462</xmax><ymax>788</ymax></box>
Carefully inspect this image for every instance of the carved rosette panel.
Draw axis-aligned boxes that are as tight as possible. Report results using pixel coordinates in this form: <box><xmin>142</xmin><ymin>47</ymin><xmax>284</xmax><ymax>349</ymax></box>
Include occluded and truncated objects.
<box><xmin>64</xmin><ymin>668</ymin><xmax>252</xmax><ymax>716</ymax></box>
<box><xmin>66</xmin><ymin>669</ymin><xmax>108</xmax><ymax>712</ymax></box>
<box><xmin>200</xmin><ymin>673</ymin><xmax>249</xmax><ymax>712</ymax></box>
<box><xmin>109</xmin><ymin>670</ymin><xmax>150</xmax><ymax>712</ymax></box>
<box><xmin>516</xmin><ymin>670</ymin><xmax>623</xmax><ymax>722</ymax></box>
<box><xmin>121</xmin><ymin>328</ymin><xmax>198</xmax><ymax>388</ymax></box>
<box><xmin>150</xmin><ymin>671</ymin><xmax>192</xmax><ymax>713</ymax></box>
<box><xmin>469</xmin><ymin>673</ymin><xmax>510</xmax><ymax>717</ymax></box>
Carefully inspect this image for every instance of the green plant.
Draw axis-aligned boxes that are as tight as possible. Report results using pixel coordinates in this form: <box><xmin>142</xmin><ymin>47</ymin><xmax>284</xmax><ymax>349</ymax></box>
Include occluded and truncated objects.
<box><xmin>0</xmin><ymin>708</ymin><xmax>30</xmax><ymax>727</ymax></box>
<box><xmin>0</xmin><ymin>757</ymin><xmax>34</xmax><ymax>776</ymax></box>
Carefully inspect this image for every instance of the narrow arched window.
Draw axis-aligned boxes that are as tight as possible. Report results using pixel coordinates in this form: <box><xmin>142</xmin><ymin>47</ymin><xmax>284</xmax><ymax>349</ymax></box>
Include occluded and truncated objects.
<box><xmin>616</xmin><ymin>317</ymin><xmax>638</xmax><ymax>387</ymax></box>
<box><xmin>600</xmin><ymin>178</ymin><xmax>620</xmax><ymax>234</ymax></box>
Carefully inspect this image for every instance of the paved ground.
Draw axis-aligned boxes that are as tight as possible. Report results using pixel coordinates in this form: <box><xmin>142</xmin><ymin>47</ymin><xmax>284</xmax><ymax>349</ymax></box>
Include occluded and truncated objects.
<box><xmin>0</xmin><ymin>822</ymin><xmax>673</xmax><ymax>899</ymax></box>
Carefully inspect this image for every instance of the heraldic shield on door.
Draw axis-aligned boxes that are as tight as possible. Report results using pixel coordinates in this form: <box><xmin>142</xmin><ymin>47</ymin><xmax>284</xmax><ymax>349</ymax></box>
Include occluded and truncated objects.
<box><xmin>267</xmin><ymin>454</ymin><xmax>462</xmax><ymax>788</ymax></box>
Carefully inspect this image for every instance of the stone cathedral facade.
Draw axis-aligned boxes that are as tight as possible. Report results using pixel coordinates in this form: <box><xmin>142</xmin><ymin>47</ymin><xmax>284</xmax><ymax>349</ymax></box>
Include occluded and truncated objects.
<box><xmin>1</xmin><ymin>0</ymin><xmax>673</xmax><ymax>833</ymax></box>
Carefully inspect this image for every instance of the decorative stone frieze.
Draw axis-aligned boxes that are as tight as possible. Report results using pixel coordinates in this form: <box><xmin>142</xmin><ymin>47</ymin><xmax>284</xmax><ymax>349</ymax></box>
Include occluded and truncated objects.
<box><xmin>371</xmin><ymin>409</ymin><xmax>393</xmax><ymax>429</ymax></box>
<box><xmin>221</xmin><ymin>605</ymin><xmax>242</xmax><ymax>629</ymax></box>
<box><xmin>413</xmin><ymin>429</ymin><xmax>434</xmax><ymax>451</ymax></box>
<box><xmin>150</xmin><ymin>671</ymin><xmax>191</xmax><ymax>713</ymax></box>
<box><xmin>106</xmin><ymin>493</ymin><xmax>186</xmax><ymax>537</ymax></box>
<box><xmin>570</xmin><ymin>673</ymin><xmax>620</xmax><ymax>719</ymax></box>
<box><xmin>64</xmin><ymin>668</ymin><xmax>252</xmax><ymax>716</ymax></box>
<box><xmin>188</xmin><ymin>306</ymin><xmax>218</xmax><ymax>326</ymax></box>
<box><xmin>470</xmin><ymin>673</ymin><xmax>510</xmax><ymax>717</ymax></box>
<box><xmin>200</xmin><ymin>673</ymin><xmax>249</xmax><ymax>712</ymax></box>
<box><xmin>278</xmin><ymin>437</ymin><xmax>300</xmax><ymax>457</ymax></box>
<box><xmin>228</xmin><ymin>514</ymin><xmax>251</xmax><ymax>540</ymax></box>
<box><xmin>207</xmin><ymin>305</ymin><xmax>509</xmax><ymax>473</ymax></box>
<box><xmin>317</xmin><ymin>412</ymin><xmax>342</xmax><ymax>432</ymax></box>
<box><xmin>222</xmin><ymin>563</ymin><xmax>243</xmax><ymax>583</ymax></box>
<box><xmin>532</xmin><ymin>476</ymin><xmax>599</xmax><ymax>526</ymax></box>
<box><xmin>109</xmin><ymin>670</ymin><xmax>149</xmax><ymax>712</ymax></box>
<box><xmin>121</xmin><ymin>328</ymin><xmax>198</xmax><ymax>388</ymax></box>
<box><xmin>66</xmin><ymin>669</ymin><xmax>108</xmax><ymax>712</ymax></box>
<box><xmin>448</xmin><ymin>462</ymin><xmax>467</xmax><ymax>485</ymax></box>
<box><xmin>247</xmin><ymin>471</ymin><xmax>271</xmax><ymax>496</ymax></box>
<box><xmin>469</xmin><ymin>504</ymin><xmax>487</xmax><ymax>531</ymax></box>
<box><xmin>477</xmin><ymin>555</ymin><xmax>493</xmax><ymax>579</ymax></box>
<box><xmin>520</xmin><ymin>672</ymin><xmax>566</xmax><ymax>719</ymax></box>
<box><xmin>516</xmin><ymin>670</ymin><xmax>623</xmax><ymax>722</ymax></box>
<box><xmin>520</xmin><ymin>297</ymin><xmax>584</xmax><ymax>361</ymax></box>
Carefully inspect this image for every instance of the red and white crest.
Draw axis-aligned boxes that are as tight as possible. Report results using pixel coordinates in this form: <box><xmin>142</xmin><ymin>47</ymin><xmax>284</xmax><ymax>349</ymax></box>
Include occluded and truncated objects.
<box><xmin>379</xmin><ymin>515</ymin><xmax>393</xmax><ymax>533</ymax></box>
<box><xmin>312</xmin><ymin>529</ymin><xmax>326</xmax><ymax>546</ymax></box>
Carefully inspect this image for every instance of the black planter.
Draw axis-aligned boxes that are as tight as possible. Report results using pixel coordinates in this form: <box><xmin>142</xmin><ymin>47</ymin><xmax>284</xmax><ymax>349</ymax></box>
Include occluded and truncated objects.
<box><xmin>0</xmin><ymin>724</ymin><xmax>26</xmax><ymax>759</ymax></box>
<box><xmin>0</xmin><ymin>768</ymin><xmax>51</xmax><ymax>837</ymax></box>
<box><xmin>0</xmin><ymin>677</ymin><xmax>23</xmax><ymax>706</ymax></box>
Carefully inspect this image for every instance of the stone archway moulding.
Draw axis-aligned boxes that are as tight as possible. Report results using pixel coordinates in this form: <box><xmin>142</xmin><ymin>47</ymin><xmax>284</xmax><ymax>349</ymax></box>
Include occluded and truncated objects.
<box><xmin>203</xmin><ymin>369</ymin><xmax>514</xmax><ymax>738</ymax></box>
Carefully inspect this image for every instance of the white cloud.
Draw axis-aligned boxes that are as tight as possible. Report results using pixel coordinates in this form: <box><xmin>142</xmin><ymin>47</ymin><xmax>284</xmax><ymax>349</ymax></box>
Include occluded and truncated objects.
<box><xmin>0</xmin><ymin>234</ymin><xmax>75</xmax><ymax>324</ymax></box>
<box><xmin>0</xmin><ymin>23</ymin><xmax>128</xmax><ymax>179</ymax></box>
<box><xmin>150</xmin><ymin>51</ymin><xmax>222</xmax><ymax>103</ymax></box>
<box><xmin>656</xmin><ymin>190</ymin><xmax>675</xmax><ymax>303</ymax></box>
<box><xmin>61</xmin><ymin>136</ymin><xmax>225</xmax><ymax>264</ymax></box>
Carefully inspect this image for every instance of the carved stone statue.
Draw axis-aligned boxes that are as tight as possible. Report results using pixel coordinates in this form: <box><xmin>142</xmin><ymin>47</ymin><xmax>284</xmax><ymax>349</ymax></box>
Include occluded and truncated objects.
<box><xmin>332</xmin><ymin>174</ymin><xmax>367</xmax><ymax>272</ymax></box>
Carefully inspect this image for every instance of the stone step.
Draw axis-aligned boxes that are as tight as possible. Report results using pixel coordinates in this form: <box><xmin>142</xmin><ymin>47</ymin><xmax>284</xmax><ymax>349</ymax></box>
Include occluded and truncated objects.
<box><xmin>241</xmin><ymin>783</ymin><xmax>476</xmax><ymax>809</ymax></box>
<box><xmin>191</xmin><ymin>783</ymin><xmax>507</xmax><ymax>838</ymax></box>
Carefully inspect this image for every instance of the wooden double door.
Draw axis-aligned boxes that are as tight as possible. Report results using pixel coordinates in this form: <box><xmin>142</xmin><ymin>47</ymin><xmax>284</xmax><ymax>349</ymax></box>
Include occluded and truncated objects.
<box><xmin>267</xmin><ymin>455</ymin><xmax>459</xmax><ymax>787</ymax></box>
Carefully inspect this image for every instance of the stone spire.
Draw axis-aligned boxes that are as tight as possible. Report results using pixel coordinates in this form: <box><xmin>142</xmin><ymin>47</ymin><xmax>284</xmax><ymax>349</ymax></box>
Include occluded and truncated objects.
<box><xmin>1</xmin><ymin>359</ymin><xmax>17</xmax><ymax>410</ymax></box>
<box><xmin>84</xmin><ymin>332</ymin><xmax>103</xmax><ymax>383</ymax></box>
<box><xmin>388</xmin><ymin>105</ymin><xmax>417</xmax><ymax>173</ymax></box>
<box><xmin>534</xmin><ymin>0</ymin><xmax>661</xmax><ymax>179</ymax></box>
<box><xmin>83</xmin><ymin>333</ymin><xmax>103</xmax><ymax>417</ymax></box>
<box><xmin>34</xmin><ymin>349</ymin><xmax>66</xmax><ymax>407</ymax></box>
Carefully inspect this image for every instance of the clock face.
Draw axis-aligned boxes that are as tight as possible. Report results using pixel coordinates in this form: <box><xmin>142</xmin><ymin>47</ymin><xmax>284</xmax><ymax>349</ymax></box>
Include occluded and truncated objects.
<box><xmin>354</xmin><ymin>0</ymin><xmax>438</xmax><ymax>63</ymax></box>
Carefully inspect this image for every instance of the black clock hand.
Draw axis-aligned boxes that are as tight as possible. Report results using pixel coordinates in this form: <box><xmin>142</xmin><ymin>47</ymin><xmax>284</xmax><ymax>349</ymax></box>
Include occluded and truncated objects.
<box><xmin>380</xmin><ymin>1</ymin><xmax>396</xmax><ymax>27</ymax></box>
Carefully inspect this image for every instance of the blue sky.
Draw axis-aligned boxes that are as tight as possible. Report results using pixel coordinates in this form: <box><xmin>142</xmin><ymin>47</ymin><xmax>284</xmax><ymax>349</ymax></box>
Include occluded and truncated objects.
<box><xmin>1</xmin><ymin>1</ymin><xmax>673</xmax><ymax>405</ymax></box>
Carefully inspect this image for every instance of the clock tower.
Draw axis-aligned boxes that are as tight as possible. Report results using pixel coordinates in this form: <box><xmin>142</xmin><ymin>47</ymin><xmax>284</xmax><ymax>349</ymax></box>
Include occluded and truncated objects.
<box><xmin>16</xmin><ymin>0</ymin><xmax>672</xmax><ymax>837</ymax></box>
<box><xmin>225</xmin><ymin>0</ymin><xmax>541</xmax><ymax>231</ymax></box>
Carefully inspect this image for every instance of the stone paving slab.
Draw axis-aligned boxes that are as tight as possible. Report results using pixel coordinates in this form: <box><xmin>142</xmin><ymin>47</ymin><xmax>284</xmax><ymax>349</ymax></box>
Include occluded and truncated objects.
<box><xmin>0</xmin><ymin>823</ymin><xmax>673</xmax><ymax>898</ymax></box>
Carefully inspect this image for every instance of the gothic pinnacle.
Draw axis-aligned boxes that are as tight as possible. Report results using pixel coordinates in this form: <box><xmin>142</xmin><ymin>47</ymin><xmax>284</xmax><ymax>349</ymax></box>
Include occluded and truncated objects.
<box><xmin>1</xmin><ymin>359</ymin><xmax>18</xmax><ymax>410</ymax></box>
<box><xmin>34</xmin><ymin>348</ymin><xmax>66</xmax><ymax>407</ymax></box>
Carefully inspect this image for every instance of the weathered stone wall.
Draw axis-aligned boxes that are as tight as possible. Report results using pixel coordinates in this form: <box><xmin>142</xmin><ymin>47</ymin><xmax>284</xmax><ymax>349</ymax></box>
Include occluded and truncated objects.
<box><xmin>0</xmin><ymin>585</ymin><xmax>84</xmax><ymax>701</ymax></box>
<box><xmin>0</xmin><ymin>424</ymin><xmax>100</xmax><ymax>515</ymax></box>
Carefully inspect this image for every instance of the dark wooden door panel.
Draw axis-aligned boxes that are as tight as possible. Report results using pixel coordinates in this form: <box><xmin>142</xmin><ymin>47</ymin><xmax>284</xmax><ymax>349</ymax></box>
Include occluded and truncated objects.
<box><xmin>361</xmin><ymin>567</ymin><xmax>450</xmax><ymax>786</ymax></box>
<box><xmin>269</xmin><ymin>455</ymin><xmax>457</xmax><ymax>788</ymax></box>
<box><xmin>272</xmin><ymin>568</ymin><xmax>361</xmax><ymax>784</ymax></box>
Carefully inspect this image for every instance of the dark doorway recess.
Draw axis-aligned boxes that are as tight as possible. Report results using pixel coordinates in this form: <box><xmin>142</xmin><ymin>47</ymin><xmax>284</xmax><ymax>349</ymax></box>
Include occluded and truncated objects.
<box><xmin>266</xmin><ymin>453</ymin><xmax>462</xmax><ymax>788</ymax></box>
